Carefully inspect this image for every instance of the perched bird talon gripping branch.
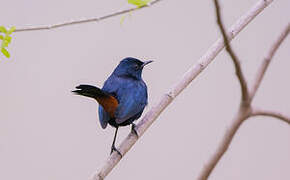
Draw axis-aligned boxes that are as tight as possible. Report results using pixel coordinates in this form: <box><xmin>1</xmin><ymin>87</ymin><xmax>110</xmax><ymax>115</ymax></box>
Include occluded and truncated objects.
<box><xmin>131</xmin><ymin>123</ymin><xmax>139</xmax><ymax>137</ymax></box>
<box><xmin>72</xmin><ymin>57</ymin><xmax>153</xmax><ymax>156</ymax></box>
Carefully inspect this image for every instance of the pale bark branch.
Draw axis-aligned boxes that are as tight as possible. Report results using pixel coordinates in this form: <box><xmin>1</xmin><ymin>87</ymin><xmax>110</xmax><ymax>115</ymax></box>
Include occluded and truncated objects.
<box><xmin>251</xmin><ymin>108</ymin><xmax>290</xmax><ymax>125</ymax></box>
<box><xmin>214</xmin><ymin>0</ymin><xmax>249</xmax><ymax>103</ymax></box>
<box><xmin>249</xmin><ymin>23</ymin><xmax>290</xmax><ymax>101</ymax></box>
<box><xmin>90</xmin><ymin>0</ymin><xmax>273</xmax><ymax>179</ymax></box>
<box><xmin>14</xmin><ymin>0</ymin><xmax>162</xmax><ymax>33</ymax></box>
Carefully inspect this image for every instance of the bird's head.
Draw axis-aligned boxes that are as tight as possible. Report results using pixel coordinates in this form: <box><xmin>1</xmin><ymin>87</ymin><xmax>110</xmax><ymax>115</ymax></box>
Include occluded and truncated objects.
<box><xmin>113</xmin><ymin>57</ymin><xmax>153</xmax><ymax>80</ymax></box>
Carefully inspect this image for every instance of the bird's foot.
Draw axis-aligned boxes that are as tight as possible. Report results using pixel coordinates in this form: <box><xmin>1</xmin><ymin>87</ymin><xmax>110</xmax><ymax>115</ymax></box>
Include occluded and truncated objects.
<box><xmin>131</xmin><ymin>123</ymin><xmax>139</xmax><ymax>138</ymax></box>
<box><xmin>111</xmin><ymin>145</ymin><xmax>122</xmax><ymax>157</ymax></box>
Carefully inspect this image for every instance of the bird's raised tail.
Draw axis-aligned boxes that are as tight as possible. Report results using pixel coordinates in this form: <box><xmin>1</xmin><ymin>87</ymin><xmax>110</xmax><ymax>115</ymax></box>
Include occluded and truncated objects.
<box><xmin>72</xmin><ymin>85</ymin><xmax>107</xmax><ymax>99</ymax></box>
<box><xmin>72</xmin><ymin>84</ymin><xmax>118</xmax><ymax>118</ymax></box>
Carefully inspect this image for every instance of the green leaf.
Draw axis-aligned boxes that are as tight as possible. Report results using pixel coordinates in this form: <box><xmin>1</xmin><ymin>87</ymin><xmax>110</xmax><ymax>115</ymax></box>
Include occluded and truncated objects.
<box><xmin>3</xmin><ymin>40</ymin><xmax>9</xmax><ymax>47</ymax></box>
<box><xmin>0</xmin><ymin>26</ymin><xmax>14</xmax><ymax>58</ymax></box>
<box><xmin>120</xmin><ymin>15</ymin><xmax>126</xmax><ymax>25</ymax></box>
<box><xmin>1</xmin><ymin>41</ymin><xmax>5</xmax><ymax>48</ymax></box>
<box><xmin>0</xmin><ymin>26</ymin><xmax>7</xmax><ymax>33</ymax></box>
<box><xmin>128</xmin><ymin>0</ymin><xmax>151</xmax><ymax>7</ymax></box>
<box><xmin>7</xmin><ymin>26</ymin><xmax>16</xmax><ymax>35</ymax></box>
<box><xmin>1</xmin><ymin>48</ymin><xmax>10</xmax><ymax>58</ymax></box>
<box><xmin>4</xmin><ymin>35</ymin><xmax>12</xmax><ymax>44</ymax></box>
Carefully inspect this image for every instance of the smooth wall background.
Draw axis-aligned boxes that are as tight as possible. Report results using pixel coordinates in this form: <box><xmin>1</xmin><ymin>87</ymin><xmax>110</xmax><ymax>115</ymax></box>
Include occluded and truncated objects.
<box><xmin>0</xmin><ymin>0</ymin><xmax>289</xmax><ymax>179</ymax></box>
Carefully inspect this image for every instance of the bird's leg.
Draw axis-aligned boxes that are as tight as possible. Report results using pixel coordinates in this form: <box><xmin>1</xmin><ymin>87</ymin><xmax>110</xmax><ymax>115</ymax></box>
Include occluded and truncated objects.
<box><xmin>131</xmin><ymin>123</ymin><xmax>139</xmax><ymax>138</ymax></box>
<box><xmin>110</xmin><ymin>127</ymin><xmax>122</xmax><ymax>157</ymax></box>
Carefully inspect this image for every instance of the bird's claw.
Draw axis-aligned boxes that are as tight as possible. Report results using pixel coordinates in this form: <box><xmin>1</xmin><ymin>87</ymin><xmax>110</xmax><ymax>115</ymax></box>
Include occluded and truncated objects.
<box><xmin>131</xmin><ymin>123</ymin><xmax>139</xmax><ymax>138</ymax></box>
<box><xmin>111</xmin><ymin>145</ymin><xmax>122</xmax><ymax>157</ymax></box>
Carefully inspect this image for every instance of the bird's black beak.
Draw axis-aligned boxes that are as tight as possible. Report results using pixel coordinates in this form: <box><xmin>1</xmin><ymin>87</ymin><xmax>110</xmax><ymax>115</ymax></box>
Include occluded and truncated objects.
<box><xmin>141</xmin><ymin>60</ymin><xmax>153</xmax><ymax>68</ymax></box>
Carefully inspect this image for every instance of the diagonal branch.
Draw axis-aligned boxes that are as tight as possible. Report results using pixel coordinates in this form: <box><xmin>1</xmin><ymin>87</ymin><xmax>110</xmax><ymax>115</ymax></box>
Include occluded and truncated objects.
<box><xmin>14</xmin><ymin>0</ymin><xmax>163</xmax><ymax>33</ymax></box>
<box><xmin>90</xmin><ymin>0</ymin><xmax>273</xmax><ymax>179</ymax></box>
<box><xmin>251</xmin><ymin>108</ymin><xmax>290</xmax><ymax>125</ymax></box>
<box><xmin>214</xmin><ymin>0</ymin><xmax>249</xmax><ymax>103</ymax></box>
<box><xmin>249</xmin><ymin>23</ymin><xmax>290</xmax><ymax>101</ymax></box>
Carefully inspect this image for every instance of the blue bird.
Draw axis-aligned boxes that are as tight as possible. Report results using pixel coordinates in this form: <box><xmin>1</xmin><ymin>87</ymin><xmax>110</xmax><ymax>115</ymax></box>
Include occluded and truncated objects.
<box><xmin>72</xmin><ymin>57</ymin><xmax>153</xmax><ymax>156</ymax></box>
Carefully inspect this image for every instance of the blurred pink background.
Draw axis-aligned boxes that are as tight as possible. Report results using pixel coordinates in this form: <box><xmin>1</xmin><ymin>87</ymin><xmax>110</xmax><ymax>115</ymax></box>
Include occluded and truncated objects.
<box><xmin>0</xmin><ymin>0</ymin><xmax>289</xmax><ymax>179</ymax></box>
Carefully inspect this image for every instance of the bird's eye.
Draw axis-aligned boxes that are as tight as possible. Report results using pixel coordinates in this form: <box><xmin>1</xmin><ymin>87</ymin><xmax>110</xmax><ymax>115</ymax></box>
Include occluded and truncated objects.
<box><xmin>134</xmin><ymin>64</ymin><xmax>139</xmax><ymax>70</ymax></box>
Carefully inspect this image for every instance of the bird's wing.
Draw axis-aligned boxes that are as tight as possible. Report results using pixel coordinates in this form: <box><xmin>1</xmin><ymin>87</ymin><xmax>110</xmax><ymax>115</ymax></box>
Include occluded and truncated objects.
<box><xmin>115</xmin><ymin>81</ymin><xmax>148</xmax><ymax>124</ymax></box>
<box><xmin>98</xmin><ymin>75</ymin><xmax>120</xmax><ymax>128</ymax></box>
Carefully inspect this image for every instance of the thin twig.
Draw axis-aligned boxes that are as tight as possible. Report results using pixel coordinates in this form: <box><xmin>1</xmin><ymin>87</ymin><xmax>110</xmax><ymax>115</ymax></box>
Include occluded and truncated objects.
<box><xmin>249</xmin><ymin>23</ymin><xmax>290</xmax><ymax>101</ymax></box>
<box><xmin>251</xmin><ymin>108</ymin><xmax>290</xmax><ymax>125</ymax></box>
<box><xmin>214</xmin><ymin>0</ymin><xmax>250</xmax><ymax>103</ymax></box>
<box><xmin>197</xmin><ymin>106</ymin><xmax>251</xmax><ymax>180</ymax></box>
<box><xmin>14</xmin><ymin>0</ymin><xmax>162</xmax><ymax>33</ymax></box>
<box><xmin>89</xmin><ymin>0</ymin><xmax>273</xmax><ymax>179</ymax></box>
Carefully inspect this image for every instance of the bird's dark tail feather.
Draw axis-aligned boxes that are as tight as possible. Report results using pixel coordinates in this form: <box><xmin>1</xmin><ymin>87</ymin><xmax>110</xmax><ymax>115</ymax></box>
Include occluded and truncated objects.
<box><xmin>72</xmin><ymin>85</ymin><xmax>108</xmax><ymax>99</ymax></box>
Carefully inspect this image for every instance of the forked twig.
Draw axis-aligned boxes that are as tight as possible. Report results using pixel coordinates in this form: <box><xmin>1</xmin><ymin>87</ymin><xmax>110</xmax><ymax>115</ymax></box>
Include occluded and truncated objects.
<box><xmin>197</xmin><ymin>0</ymin><xmax>290</xmax><ymax>179</ymax></box>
